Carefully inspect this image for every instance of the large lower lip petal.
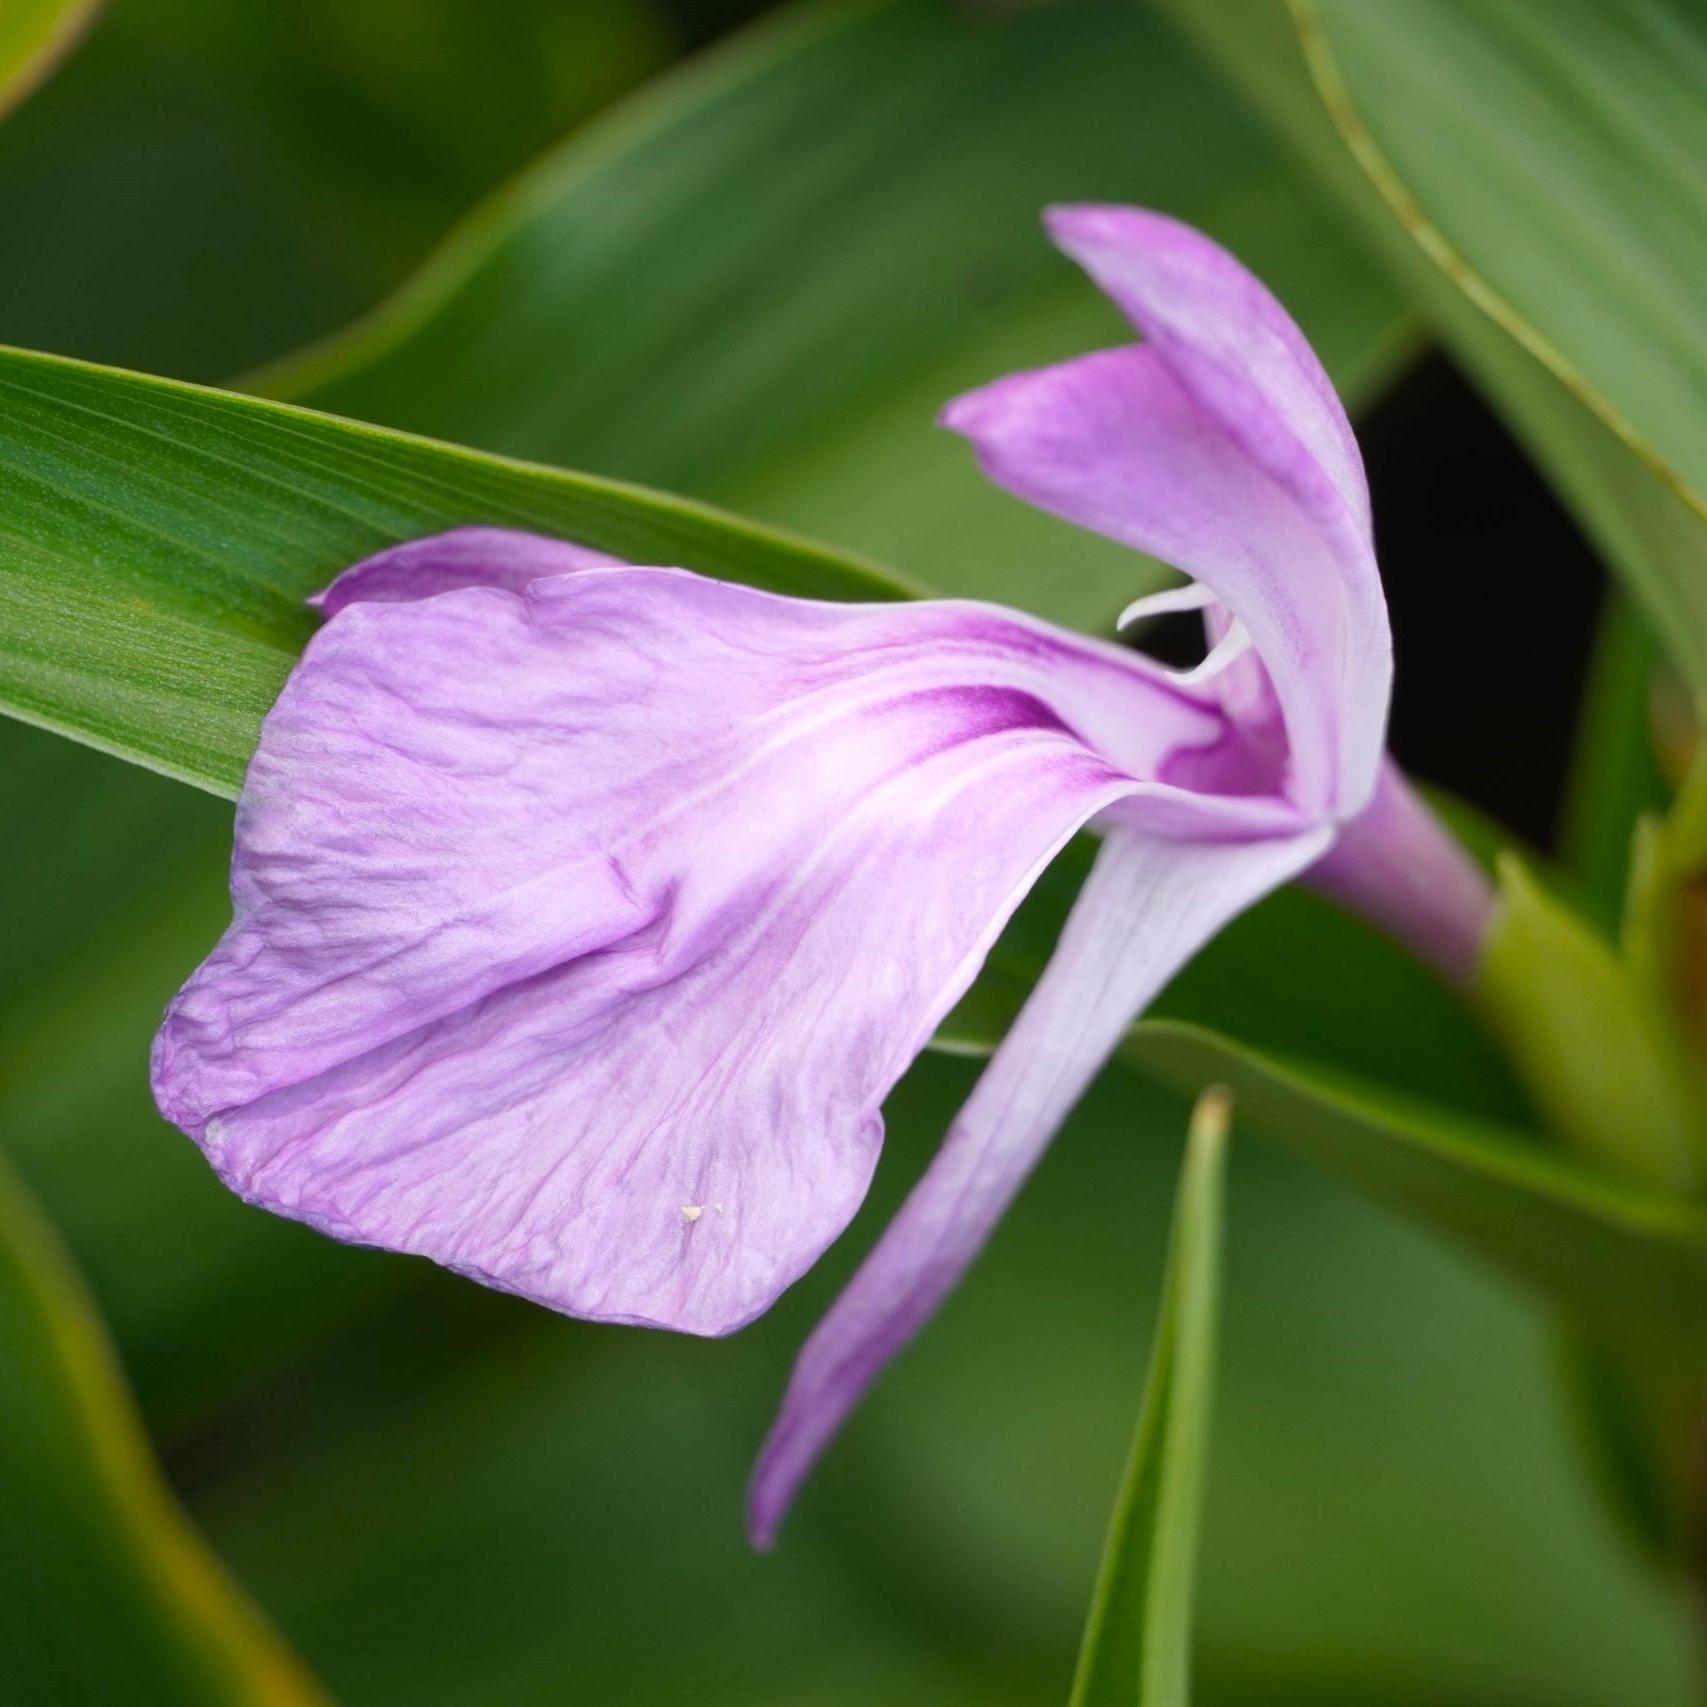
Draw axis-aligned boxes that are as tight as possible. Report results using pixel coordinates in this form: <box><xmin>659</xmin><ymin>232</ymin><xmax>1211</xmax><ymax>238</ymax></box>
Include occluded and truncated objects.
<box><xmin>153</xmin><ymin>536</ymin><xmax>1287</xmax><ymax>1337</ymax></box>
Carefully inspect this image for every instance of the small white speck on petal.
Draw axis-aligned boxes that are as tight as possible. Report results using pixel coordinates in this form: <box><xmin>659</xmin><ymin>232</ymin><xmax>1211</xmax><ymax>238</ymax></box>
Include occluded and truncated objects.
<box><xmin>681</xmin><ymin>1204</ymin><xmax>703</xmax><ymax>1223</ymax></box>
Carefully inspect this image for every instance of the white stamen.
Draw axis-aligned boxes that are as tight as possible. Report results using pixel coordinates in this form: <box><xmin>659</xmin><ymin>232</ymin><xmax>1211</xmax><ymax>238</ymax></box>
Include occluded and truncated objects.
<box><xmin>1116</xmin><ymin>581</ymin><xmax>1216</xmax><ymax>633</ymax></box>
<box><xmin>1171</xmin><ymin>619</ymin><xmax>1255</xmax><ymax>686</ymax></box>
<box><xmin>1117</xmin><ymin>581</ymin><xmax>1253</xmax><ymax>689</ymax></box>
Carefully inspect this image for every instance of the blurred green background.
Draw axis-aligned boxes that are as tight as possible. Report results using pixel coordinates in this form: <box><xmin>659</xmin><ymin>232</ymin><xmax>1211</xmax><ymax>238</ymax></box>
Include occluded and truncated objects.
<box><xmin>2</xmin><ymin>0</ymin><xmax>1698</xmax><ymax>1701</ymax></box>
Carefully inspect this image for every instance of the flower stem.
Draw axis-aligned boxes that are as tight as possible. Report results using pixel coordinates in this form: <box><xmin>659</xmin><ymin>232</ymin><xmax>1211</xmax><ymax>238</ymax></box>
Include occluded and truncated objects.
<box><xmin>1303</xmin><ymin>760</ymin><xmax>1493</xmax><ymax>984</ymax></box>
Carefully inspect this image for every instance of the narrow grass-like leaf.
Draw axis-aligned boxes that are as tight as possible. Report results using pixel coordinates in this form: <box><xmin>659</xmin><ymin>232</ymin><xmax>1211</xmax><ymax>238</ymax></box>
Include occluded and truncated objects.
<box><xmin>0</xmin><ymin>0</ymin><xmax>669</xmax><ymax>383</ymax></box>
<box><xmin>1126</xmin><ymin>1020</ymin><xmax>1707</xmax><ymax>1356</ymax></box>
<box><xmin>1070</xmin><ymin>1089</ymin><xmax>1228</xmax><ymax>1707</ymax></box>
<box><xmin>1160</xmin><ymin>0</ymin><xmax>1707</xmax><ymax>691</ymax></box>
<box><xmin>0</xmin><ymin>1145</ymin><xmax>325</xmax><ymax>1705</ymax></box>
<box><xmin>0</xmin><ymin>344</ymin><xmax>910</xmax><ymax>793</ymax></box>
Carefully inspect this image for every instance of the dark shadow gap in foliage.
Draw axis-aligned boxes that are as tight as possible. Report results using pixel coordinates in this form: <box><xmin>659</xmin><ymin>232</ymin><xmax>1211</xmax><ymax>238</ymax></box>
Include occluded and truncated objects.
<box><xmin>1364</xmin><ymin>351</ymin><xmax>1606</xmax><ymax>849</ymax></box>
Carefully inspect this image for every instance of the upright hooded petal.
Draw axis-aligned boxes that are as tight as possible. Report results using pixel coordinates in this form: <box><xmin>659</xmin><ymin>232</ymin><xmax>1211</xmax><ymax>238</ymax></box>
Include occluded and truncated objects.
<box><xmin>748</xmin><ymin>819</ymin><xmax>1329</xmax><ymax>1544</ymax></box>
<box><xmin>941</xmin><ymin>206</ymin><xmax>1389</xmax><ymax>819</ymax></box>
<box><xmin>154</xmin><ymin>534</ymin><xmax>1294</xmax><ymax>1336</ymax></box>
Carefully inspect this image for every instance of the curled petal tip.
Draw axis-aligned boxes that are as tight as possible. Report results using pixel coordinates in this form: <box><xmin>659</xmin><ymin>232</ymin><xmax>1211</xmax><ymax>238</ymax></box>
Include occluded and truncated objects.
<box><xmin>744</xmin><ymin>1482</ymin><xmax>782</xmax><ymax>1554</ymax></box>
<box><xmin>1042</xmin><ymin>201</ymin><xmax>1190</xmax><ymax>261</ymax></box>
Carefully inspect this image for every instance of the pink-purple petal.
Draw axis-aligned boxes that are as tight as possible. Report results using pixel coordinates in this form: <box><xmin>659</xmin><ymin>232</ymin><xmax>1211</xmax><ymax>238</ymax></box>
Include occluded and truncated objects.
<box><xmin>1045</xmin><ymin>205</ymin><xmax>1371</xmax><ymax>541</ymax></box>
<box><xmin>154</xmin><ymin>545</ymin><xmax>1283</xmax><ymax>1336</ymax></box>
<box><xmin>748</xmin><ymin>819</ymin><xmax>1332</xmax><ymax>1544</ymax></box>
<box><xmin>941</xmin><ymin>208</ymin><xmax>1390</xmax><ymax>820</ymax></box>
<box><xmin>311</xmin><ymin>525</ymin><xmax>624</xmax><ymax>615</ymax></box>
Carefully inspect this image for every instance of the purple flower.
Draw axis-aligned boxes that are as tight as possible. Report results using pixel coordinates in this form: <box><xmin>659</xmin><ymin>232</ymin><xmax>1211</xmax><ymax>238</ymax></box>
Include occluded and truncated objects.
<box><xmin>151</xmin><ymin>206</ymin><xmax>1489</xmax><ymax>1546</ymax></box>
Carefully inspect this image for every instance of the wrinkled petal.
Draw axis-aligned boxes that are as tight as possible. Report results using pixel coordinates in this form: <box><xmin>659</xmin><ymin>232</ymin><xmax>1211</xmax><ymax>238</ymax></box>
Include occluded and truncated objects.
<box><xmin>747</xmin><ymin>819</ymin><xmax>1331</xmax><ymax>1544</ymax></box>
<box><xmin>311</xmin><ymin>525</ymin><xmax>623</xmax><ymax>616</ymax></box>
<box><xmin>941</xmin><ymin>205</ymin><xmax>1389</xmax><ymax>819</ymax></box>
<box><xmin>154</xmin><ymin>541</ymin><xmax>1296</xmax><ymax>1336</ymax></box>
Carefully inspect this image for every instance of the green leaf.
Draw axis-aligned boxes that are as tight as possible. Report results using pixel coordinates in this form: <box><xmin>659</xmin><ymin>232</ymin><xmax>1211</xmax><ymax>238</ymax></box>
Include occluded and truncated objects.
<box><xmin>0</xmin><ymin>343</ymin><xmax>911</xmax><ymax>793</ymax></box>
<box><xmin>1620</xmin><ymin>731</ymin><xmax>1707</xmax><ymax>1087</ymax></box>
<box><xmin>1070</xmin><ymin>1089</ymin><xmax>1228</xmax><ymax>1707</ymax></box>
<box><xmin>0</xmin><ymin>0</ymin><xmax>97</xmax><ymax>118</ymax></box>
<box><xmin>1478</xmin><ymin>853</ymin><xmax>1707</xmax><ymax>1192</ymax></box>
<box><xmin>1160</xmin><ymin>0</ymin><xmax>1707</xmax><ymax>693</ymax></box>
<box><xmin>1557</xmin><ymin>1330</ymin><xmax>1706</xmax><ymax>1572</ymax></box>
<box><xmin>0</xmin><ymin>1144</ymin><xmax>325</xmax><ymax>1705</ymax></box>
<box><xmin>255</xmin><ymin>0</ymin><xmax>1413</xmax><ymax>632</ymax></box>
<box><xmin>1559</xmin><ymin>595</ymin><xmax>1668</xmax><ymax>924</ymax></box>
<box><xmin>1125</xmin><ymin>1019</ymin><xmax>1707</xmax><ymax>1356</ymax></box>
<box><xmin>0</xmin><ymin>0</ymin><xmax>1412</xmax><ymax>795</ymax></box>
<box><xmin>0</xmin><ymin>0</ymin><xmax>669</xmax><ymax>381</ymax></box>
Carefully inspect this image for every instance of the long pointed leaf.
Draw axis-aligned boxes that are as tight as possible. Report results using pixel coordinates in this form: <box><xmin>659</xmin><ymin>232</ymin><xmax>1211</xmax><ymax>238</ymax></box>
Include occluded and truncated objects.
<box><xmin>1070</xmin><ymin>1090</ymin><xmax>1228</xmax><ymax>1707</ymax></box>
<box><xmin>0</xmin><ymin>1145</ymin><xmax>325</xmax><ymax>1705</ymax></box>
<box><xmin>1126</xmin><ymin>1020</ymin><xmax>1707</xmax><ymax>1356</ymax></box>
<box><xmin>0</xmin><ymin>344</ymin><xmax>910</xmax><ymax>793</ymax></box>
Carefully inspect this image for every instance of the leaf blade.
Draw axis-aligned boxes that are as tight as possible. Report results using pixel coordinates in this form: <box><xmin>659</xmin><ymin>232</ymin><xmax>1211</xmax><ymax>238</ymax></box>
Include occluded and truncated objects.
<box><xmin>1125</xmin><ymin>1019</ymin><xmax>1707</xmax><ymax>1356</ymax></box>
<box><xmin>256</xmin><ymin>0</ymin><xmax>1413</xmax><ymax>632</ymax></box>
<box><xmin>0</xmin><ymin>342</ymin><xmax>913</xmax><ymax>792</ymax></box>
<box><xmin>0</xmin><ymin>0</ymin><xmax>99</xmax><ymax>118</ymax></box>
<box><xmin>0</xmin><ymin>1144</ymin><xmax>326</xmax><ymax>1706</ymax></box>
<box><xmin>1070</xmin><ymin>1089</ymin><xmax>1228</xmax><ymax>1707</ymax></box>
<box><xmin>1162</xmin><ymin>0</ymin><xmax>1707</xmax><ymax>690</ymax></box>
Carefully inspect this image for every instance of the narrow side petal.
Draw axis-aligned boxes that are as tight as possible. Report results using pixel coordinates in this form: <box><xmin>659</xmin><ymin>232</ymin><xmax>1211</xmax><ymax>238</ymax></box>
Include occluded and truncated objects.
<box><xmin>747</xmin><ymin>820</ymin><xmax>1331</xmax><ymax>1545</ymax></box>
<box><xmin>155</xmin><ymin>554</ymin><xmax>1275</xmax><ymax>1337</ymax></box>
<box><xmin>310</xmin><ymin>525</ymin><xmax>623</xmax><ymax>615</ymax></box>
